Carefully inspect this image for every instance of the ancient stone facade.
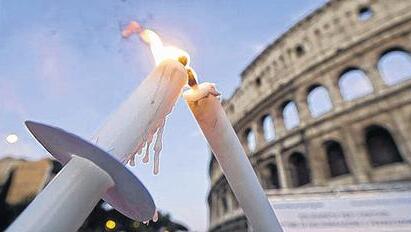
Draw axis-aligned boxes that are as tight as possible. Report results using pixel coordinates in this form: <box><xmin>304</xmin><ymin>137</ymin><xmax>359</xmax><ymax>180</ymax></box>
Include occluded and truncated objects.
<box><xmin>208</xmin><ymin>0</ymin><xmax>411</xmax><ymax>231</ymax></box>
<box><xmin>0</xmin><ymin>157</ymin><xmax>58</xmax><ymax>205</ymax></box>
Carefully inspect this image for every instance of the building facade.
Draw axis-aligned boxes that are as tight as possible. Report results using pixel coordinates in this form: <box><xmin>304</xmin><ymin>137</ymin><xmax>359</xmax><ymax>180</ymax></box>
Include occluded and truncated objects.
<box><xmin>0</xmin><ymin>157</ymin><xmax>189</xmax><ymax>231</ymax></box>
<box><xmin>208</xmin><ymin>0</ymin><xmax>411</xmax><ymax>231</ymax></box>
<box><xmin>0</xmin><ymin>158</ymin><xmax>58</xmax><ymax>205</ymax></box>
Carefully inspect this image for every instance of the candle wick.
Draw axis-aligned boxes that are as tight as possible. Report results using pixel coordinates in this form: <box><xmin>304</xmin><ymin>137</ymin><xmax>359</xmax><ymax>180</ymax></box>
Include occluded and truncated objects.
<box><xmin>186</xmin><ymin>68</ymin><xmax>198</xmax><ymax>87</ymax></box>
<box><xmin>178</xmin><ymin>56</ymin><xmax>188</xmax><ymax>66</ymax></box>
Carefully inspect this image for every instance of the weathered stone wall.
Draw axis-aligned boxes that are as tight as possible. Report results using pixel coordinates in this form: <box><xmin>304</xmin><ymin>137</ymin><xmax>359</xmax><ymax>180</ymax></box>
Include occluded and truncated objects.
<box><xmin>0</xmin><ymin>158</ymin><xmax>52</xmax><ymax>204</ymax></box>
<box><xmin>208</xmin><ymin>0</ymin><xmax>411</xmax><ymax>231</ymax></box>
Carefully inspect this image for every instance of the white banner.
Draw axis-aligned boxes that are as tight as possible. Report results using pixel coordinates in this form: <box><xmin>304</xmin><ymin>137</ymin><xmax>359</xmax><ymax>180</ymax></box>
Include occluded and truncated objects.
<box><xmin>271</xmin><ymin>191</ymin><xmax>411</xmax><ymax>232</ymax></box>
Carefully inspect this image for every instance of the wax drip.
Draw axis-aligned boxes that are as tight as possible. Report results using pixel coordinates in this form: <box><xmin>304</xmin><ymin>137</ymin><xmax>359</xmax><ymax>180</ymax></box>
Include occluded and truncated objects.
<box><xmin>152</xmin><ymin>210</ymin><xmax>159</xmax><ymax>222</ymax></box>
<box><xmin>141</xmin><ymin>210</ymin><xmax>159</xmax><ymax>225</ymax></box>
<box><xmin>153</xmin><ymin>120</ymin><xmax>165</xmax><ymax>175</ymax></box>
<box><xmin>130</xmin><ymin>114</ymin><xmax>170</xmax><ymax>173</ymax></box>
<box><xmin>129</xmin><ymin>154</ymin><xmax>136</xmax><ymax>166</ymax></box>
<box><xmin>142</xmin><ymin>134</ymin><xmax>153</xmax><ymax>163</ymax></box>
<box><xmin>124</xmin><ymin>72</ymin><xmax>180</xmax><ymax>174</ymax></box>
<box><xmin>142</xmin><ymin>123</ymin><xmax>158</xmax><ymax>163</ymax></box>
<box><xmin>127</xmin><ymin>139</ymin><xmax>145</xmax><ymax>165</ymax></box>
<box><xmin>126</xmin><ymin>147</ymin><xmax>137</xmax><ymax>165</ymax></box>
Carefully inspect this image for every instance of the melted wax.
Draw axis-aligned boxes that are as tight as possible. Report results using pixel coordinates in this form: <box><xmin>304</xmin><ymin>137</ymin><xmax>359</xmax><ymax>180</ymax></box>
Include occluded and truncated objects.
<box><xmin>183</xmin><ymin>82</ymin><xmax>220</xmax><ymax>102</ymax></box>
<box><xmin>122</xmin><ymin>78</ymin><xmax>176</xmax><ymax>175</ymax></box>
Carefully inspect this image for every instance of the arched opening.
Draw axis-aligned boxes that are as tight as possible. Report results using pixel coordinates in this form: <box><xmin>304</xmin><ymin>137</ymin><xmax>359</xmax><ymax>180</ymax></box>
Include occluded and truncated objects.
<box><xmin>325</xmin><ymin>140</ymin><xmax>350</xmax><ymax>177</ymax></box>
<box><xmin>358</xmin><ymin>6</ymin><xmax>373</xmax><ymax>21</ymax></box>
<box><xmin>295</xmin><ymin>44</ymin><xmax>305</xmax><ymax>57</ymax></box>
<box><xmin>339</xmin><ymin>68</ymin><xmax>373</xmax><ymax>100</ymax></box>
<box><xmin>219</xmin><ymin>185</ymin><xmax>229</xmax><ymax>214</ymax></box>
<box><xmin>255</xmin><ymin>77</ymin><xmax>262</xmax><ymax>87</ymax></box>
<box><xmin>365</xmin><ymin>125</ymin><xmax>403</xmax><ymax>167</ymax></box>
<box><xmin>264</xmin><ymin>163</ymin><xmax>279</xmax><ymax>189</ymax></box>
<box><xmin>261</xmin><ymin>115</ymin><xmax>275</xmax><ymax>141</ymax></box>
<box><xmin>245</xmin><ymin>128</ymin><xmax>256</xmax><ymax>152</ymax></box>
<box><xmin>378</xmin><ymin>49</ymin><xmax>411</xmax><ymax>85</ymax></box>
<box><xmin>282</xmin><ymin>101</ymin><xmax>300</xmax><ymax>130</ymax></box>
<box><xmin>307</xmin><ymin>85</ymin><xmax>333</xmax><ymax>117</ymax></box>
<box><xmin>288</xmin><ymin>152</ymin><xmax>310</xmax><ymax>187</ymax></box>
<box><xmin>221</xmin><ymin>195</ymin><xmax>228</xmax><ymax>213</ymax></box>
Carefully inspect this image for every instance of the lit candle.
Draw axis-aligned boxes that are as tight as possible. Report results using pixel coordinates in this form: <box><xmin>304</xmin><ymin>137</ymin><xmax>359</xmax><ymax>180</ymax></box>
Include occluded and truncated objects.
<box><xmin>92</xmin><ymin>58</ymin><xmax>187</xmax><ymax>174</ymax></box>
<box><xmin>184</xmin><ymin>82</ymin><xmax>283</xmax><ymax>232</ymax></box>
<box><xmin>93</xmin><ymin>22</ymin><xmax>188</xmax><ymax>174</ymax></box>
<box><xmin>8</xmin><ymin>23</ymin><xmax>189</xmax><ymax>232</ymax></box>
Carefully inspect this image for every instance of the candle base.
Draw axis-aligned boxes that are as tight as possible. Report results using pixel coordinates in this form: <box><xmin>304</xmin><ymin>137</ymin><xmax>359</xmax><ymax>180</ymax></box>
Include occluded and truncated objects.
<box><xmin>24</xmin><ymin>121</ymin><xmax>156</xmax><ymax>221</ymax></box>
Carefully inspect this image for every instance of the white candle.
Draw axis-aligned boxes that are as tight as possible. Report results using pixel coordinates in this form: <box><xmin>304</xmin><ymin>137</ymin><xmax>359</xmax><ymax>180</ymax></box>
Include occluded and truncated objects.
<box><xmin>9</xmin><ymin>25</ymin><xmax>189</xmax><ymax>231</ymax></box>
<box><xmin>10</xmin><ymin>59</ymin><xmax>187</xmax><ymax>230</ymax></box>
<box><xmin>93</xmin><ymin>59</ymin><xmax>187</xmax><ymax>174</ymax></box>
<box><xmin>184</xmin><ymin>83</ymin><xmax>283</xmax><ymax>232</ymax></box>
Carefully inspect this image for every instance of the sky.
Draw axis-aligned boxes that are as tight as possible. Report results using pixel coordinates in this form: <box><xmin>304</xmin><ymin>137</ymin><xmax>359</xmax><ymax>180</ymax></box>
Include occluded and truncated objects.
<box><xmin>0</xmin><ymin>0</ymin><xmax>328</xmax><ymax>231</ymax></box>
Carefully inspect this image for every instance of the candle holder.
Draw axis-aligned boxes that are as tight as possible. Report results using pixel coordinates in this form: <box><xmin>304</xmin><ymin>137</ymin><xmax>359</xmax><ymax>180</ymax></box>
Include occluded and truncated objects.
<box><xmin>6</xmin><ymin>121</ymin><xmax>156</xmax><ymax>232</ymax></box>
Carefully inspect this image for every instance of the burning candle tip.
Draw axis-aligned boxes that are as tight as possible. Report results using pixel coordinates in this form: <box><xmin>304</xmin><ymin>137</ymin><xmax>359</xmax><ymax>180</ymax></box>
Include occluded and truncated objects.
<box><xmin>178</xmin><ymin>56</ymin><xmax>189</xmax><ymax>66</ymax></box>
<box><xmin>187</xmin><ymin>68</ymin><xmax>198</xmax><ymax>87</ymax></box>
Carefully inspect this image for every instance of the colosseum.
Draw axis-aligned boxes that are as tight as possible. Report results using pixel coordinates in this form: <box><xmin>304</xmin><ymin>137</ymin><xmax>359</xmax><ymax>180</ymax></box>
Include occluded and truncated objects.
<box><xmin>208</xmin><ymin>0</ymin><xmax>411</xmax><ymax>231</ymax></box>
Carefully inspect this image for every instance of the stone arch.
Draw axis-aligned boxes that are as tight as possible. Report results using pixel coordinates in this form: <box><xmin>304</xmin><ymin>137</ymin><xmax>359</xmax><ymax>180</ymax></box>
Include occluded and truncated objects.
<box><xmin>261</xmin><ymin>114</ymin><xmax>275</xmax><ymax>141</ymax></box>
<box><xmin>377</xmin><ymin>48</ymin><xmax>411</xmax><ymax>85</ymax></box>
<box><xmin>221</xmin><ymin>195</ymin><xmax>228</xmax><ymax>213</ymax></box>
<box><xmin>281</xmin><ymin>100</ymin><xmax>300</xmax><ymax>130</ymax></box>
<box><xmin>288</xmin><ymin>152</ymin><xmax>310</xmax><ymax>187</ymax></box>
<box><xmin>307</xmin><ymin>84</ymin><xmax>333</xmax><ymax>117</ymax></box>
<box><xmin>324</xmin><ymin>140</ymin><xmax>350</xmax><ymax>177</ymax></box>
<box><xmin>244</xmin><ymin>128</ymin><xmax>256</xmax><ymax>152</ymax></box>
<box><xmin>365</xmin><ymin>125</ymin><xmax>404</xmax><ymax>167</ymax></box>
<box><xmin>220</xmin><ymin>185</ymin><xmax>229</xmax><ymax>214</ymax></box>
<box><xmin>255</xmin><ymin>77</ymin><xmax>262</xmax><ymax>87</ymax></box>
<box><xmin>338</xmin><ymin>67</ymin><xmax>374</xmax><ymax>100</ymax></box>
<box><xmin>358</xmin><ymin>5</ymin><xmax>373</xmax><ymax>21</ymax></box>
<box><xmin>295</xmin><ymin>44</ymin><xmax>305</xmax><ymax>57</ymax></box>
<box><xmin>261</xmin><ymin>162</ymin><xmax>280</xmax><ymax>189</ymax></box>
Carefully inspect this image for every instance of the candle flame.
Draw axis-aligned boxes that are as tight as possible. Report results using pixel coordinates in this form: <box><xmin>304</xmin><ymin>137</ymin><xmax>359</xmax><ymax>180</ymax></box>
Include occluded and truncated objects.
<box><xmin>122</xmin><ymin>21</ymin><xmax>190</xmax><ymax>66</ymax></box>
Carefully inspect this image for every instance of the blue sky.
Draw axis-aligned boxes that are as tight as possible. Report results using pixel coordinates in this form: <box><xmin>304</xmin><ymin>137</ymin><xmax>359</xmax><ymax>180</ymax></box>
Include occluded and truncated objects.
<box><xmin>0</xmin><ymin>0</ymin><xmax>327</xmax><ymax>230</ymax></box>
